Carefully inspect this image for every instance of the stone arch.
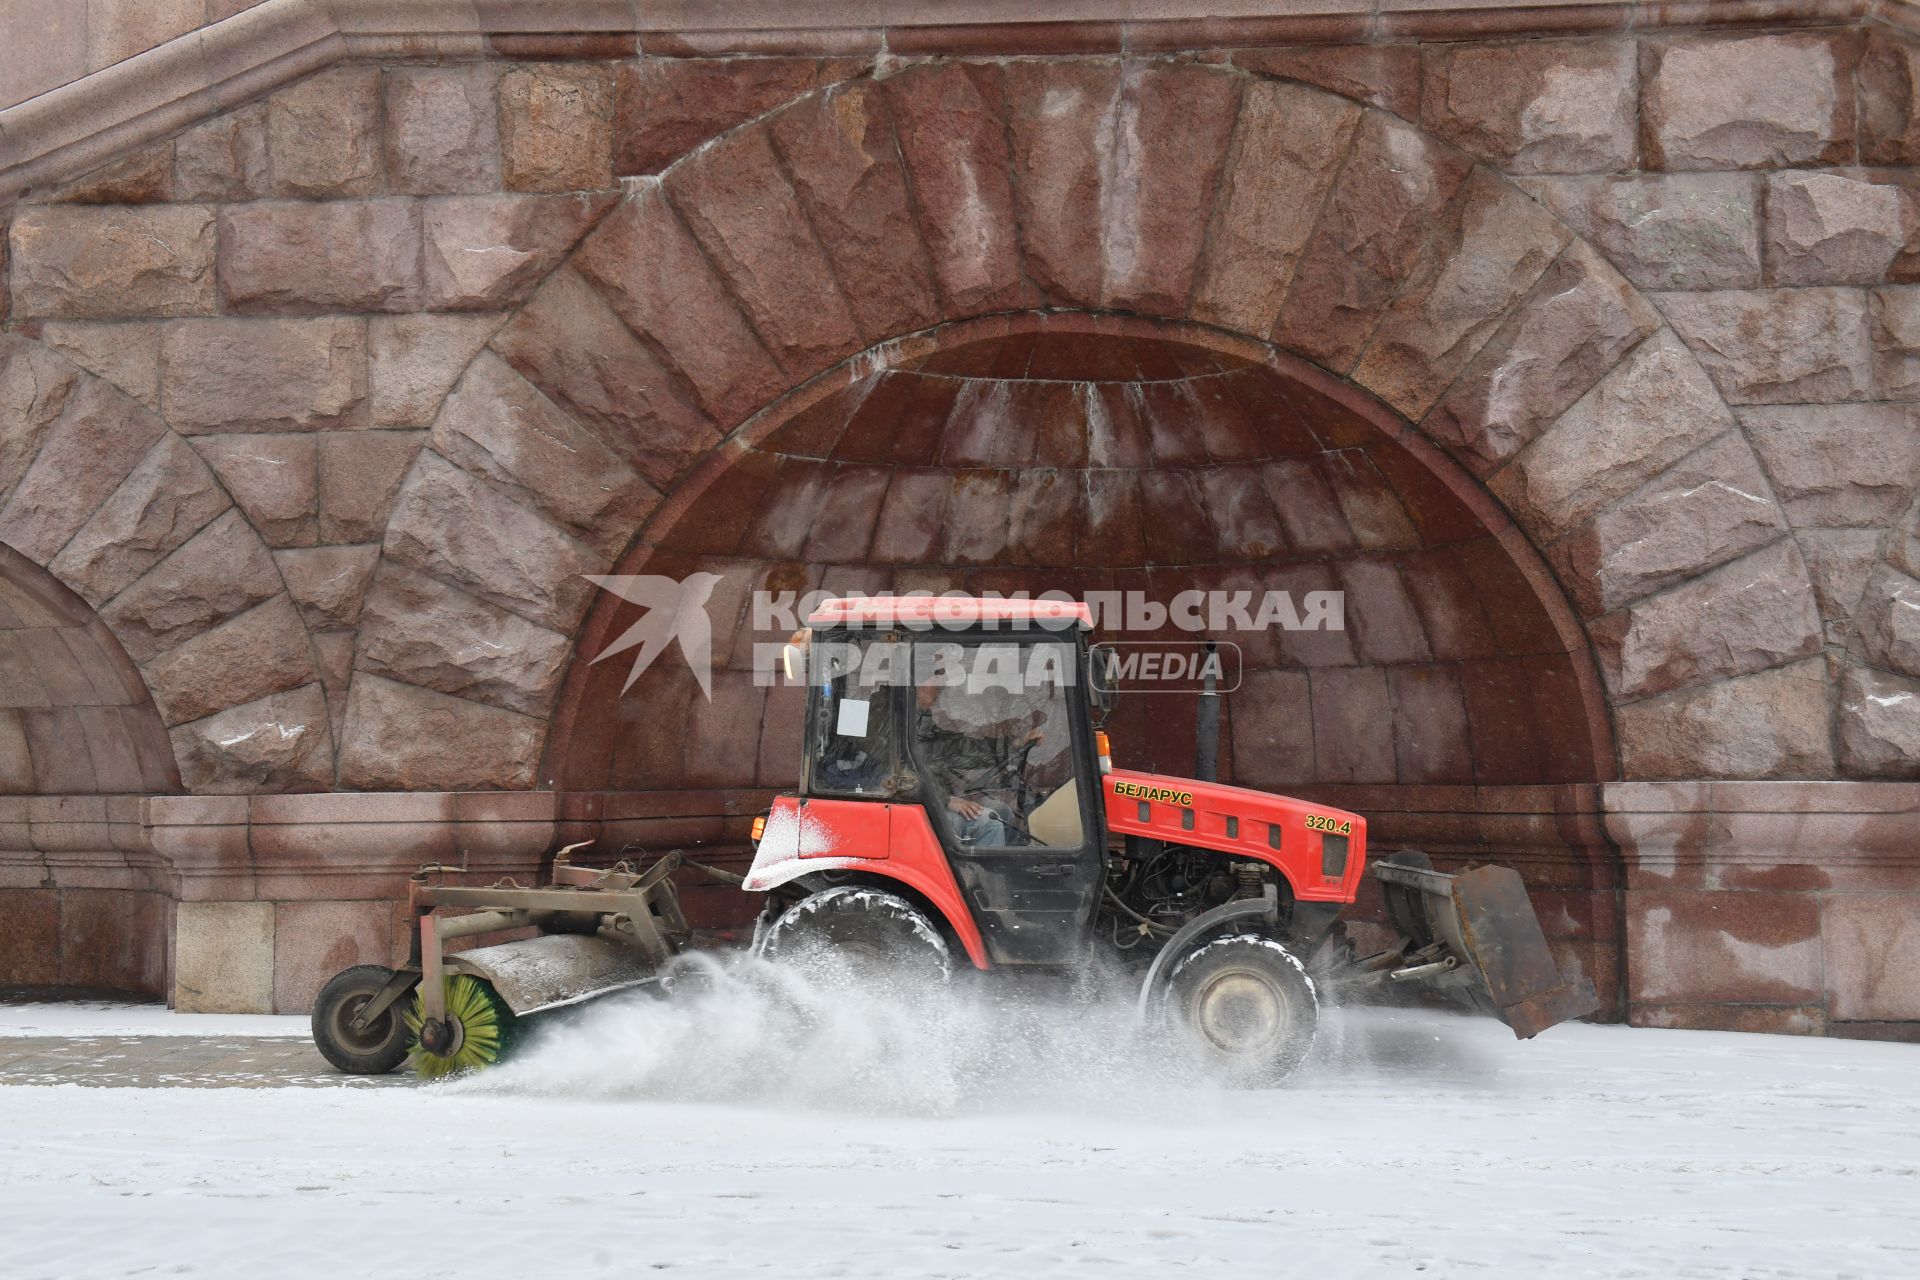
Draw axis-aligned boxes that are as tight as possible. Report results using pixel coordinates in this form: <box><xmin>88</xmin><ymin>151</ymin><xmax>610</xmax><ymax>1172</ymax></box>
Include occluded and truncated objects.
<box><xmin>339</xmin><ymin>58</ymin><xmax>1818</xmax><ymax>791</ymax></box>
<box><xmin>0</xmin><ymin>335</ymin><xmax>336</xmax><ymax>792</ymax></box>
<box><xmin>0</xmin><ymin>540</ymin><xmax>176</xmax><ymax>794</ymax></box>
<box><xmin>543</xmin><ymin>309</ymin><xmax>1618</xmax><ymax>794</ymax></box>
<box><xmin>1841</xmin><ymin>490</ymin><xmax>1920</xmax><ymax>775</ymax></box>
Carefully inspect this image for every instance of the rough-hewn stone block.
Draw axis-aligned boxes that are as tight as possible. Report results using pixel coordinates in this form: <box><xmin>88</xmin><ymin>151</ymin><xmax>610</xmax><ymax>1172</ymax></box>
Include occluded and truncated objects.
<box><xmin>384</xmin><ymin>64</ymin><xmax>501</xmax><ymax>195</ymax></box>
<box><xmin>189</xmin><ymin>433</ymin><xmax>319</xmax><ymax>547</ymax></box>
<box><xmin>218</xmin><ymin>201</ymin><xmax>421</xmax><ymax>314</ymax></box>
<box><xmin>616</xmin><ymin>55</ymin><xmax>860</xmax><ymax>176</ymax></box>
<box><xmin>0</xmin><ymin>339</ymin><xmax>82</xmax><ymax>496</ymax></box>
<box><xmin>1233</xmin><ymin>45</ymin><xmax>1420</xmax><ymax>118</ymax></box>
<box><xmin>883</xmin><ymin>62</ymin><xmax>1035</xmax><ymax>316</ymax></box>
<box><xmin>173</xmin><ymin>102</ymin><xmax>268</xmax><ymax>202</ymax></box>
<box><xmin>489</xmin><ymin>266</ymin><xmax>718</xmax><ymax>489</ymax></box>
<box><xmin>1553</xmin><ymin>432</ymin><xmax>1787</xmax><ymax>617</ymax></box>
<box><xmin>169</xmin><ymin>682</ymin><xmax>333</xmax><ymax>794</ymax></box>
<box><xmin>1615</xmin><ymin>657</ymin><xmax>1834</xmax><ymax>780</ymax></box>
<box><xmin>9</xmin><ymin>206</ymin><xmax>216</xmax><ymax>319</ymax></box>
<box><xmin>1273</xmin><ymin>110</ymin><xmax>1473</xmax><ymax>372</ymax></box>
<box><xmin>50</xmin><ymin>143</ymin><xmax>174</xmax><ymax>205</ymax></box>
<box><xmin>1424</xmin><ymin>240</ymin><xmax>1660</xmax><ymax>475</ymax></box>
<box><xmin>666</xmin><ymin>127</ymin><xmax>864</xmax><ymax>375</ymax></box>
<box><xmin>141</xmin><ymin>594</ymin><xmax>318</xmax><ymax>726</ymax></box>
<box><xmin>1355</xmin><ymin>169</ymin><xmax>1571</xmax><ymax>419</ymax></box>
<box><xmin>1591</xmin><ymin>539</ymin><xmax>1823</xmax><ymax>699</ymax></box>
<box><xmin>1421</xmin><ymin>38</ymin><xmax>1635</xmax><ymax>174</ymax></box>
<box><xmin>267</xmin><ymin>66</ymin><xmax>384</xmax><ymax>198</ymax></box>
<box><xmin>336</xmin><ymin>673</ymin><xmax>543</xmax><ymax>791</ymax></box>
<box><xmin>0</xmin><ymin>378</ymin><xmax>168</xmax><ymax>564</ymax></box>
<box><xmin>500</xmin><ymin>63</ymin><xmax>614</xmax><ymax>192</ymax></box>
<box><xmin>100</xmin><ymin>508</ymin><xmax>280</xmax><ymax>663</ymax></box>
<box><xmin>273</xmin><ymin>545</ymin><xmax>379</xmax><ymax>632</ymax></box>
<box><xmin>316</xmin><ymin>431</ymin><xmax>422</xmax><ymax>544</ymax></box>
<box><xmin>1191</xmin><ymin>78</ymin><xmax>1360</xmax><ymax>336</ymax></box>
<box><xmin>1491</xmin><ymin>330</ymin><xmax>1736</xmax><ymax>540</ymax></box>
<box><xmin>419</xmin><ymin>193</ymin><xmax>612</xmax><ymax>311</ymax></box>
<box><xmin>1860</xmin><ymin>29</ymin><xmax>1920</xmax><ymax>165</ymax></box>
<box><xmin>368</xmin><ymin>313</ymin><xmax>501</xmax><ymax>429</ymax></box>
<box><xmin>1098</xmin><ymin>62</ymin><xmax>1240</xmax><ymax>316</ymax></box>
<box><xmin>1739</xmin><ymin>403</ymin><xmax>1920</xmax><ymax>527</ymax></box>
<box><xmin>161</xmin><ymin>317</ymin><xmax>366</xmax><ymax>433</ymax></box>
<box><xmin>1836</xmin><ymin>662</ymin><xmax>1920</xmax><ymax>780</ymax></box>
<box><xmin>570</xmin><ymin>187</ymin><xmax>786</xmax><ymax>427</ymax></box>
<box><xmin>356</xmin><ymin>563</ymin><xmax>571</xmax><ymax>717</ymax></box>
<box><xmin>48</xmin><ymin>436</ymin><xmax>229</xmax><ymax>606</ymax></box>
<box><xmin>33</xmin><ymin>320</ymin><xmax>163</xmax><ymax>411</ymax></box>
<box><xmin>1764</xmin><ymin>170</ymin><xmax>1908</xmax><ymax>287</ymax></box>
<box><xmin>771</xmin><ymin>79</ymin><xmax>942</xmax><ymax>344</ymax></box>
<box><xmin>1002</xmin><ymin>58</ymin><xmax>1111</xmax><ymax>306</ymax></box>
<box><xmin>1797</xmin><ymin>527</ymin><xmax>1883</xmax><ymax>629</ymax></box>
<box><xmin>382</xmin><ymin>450</ymin><xmax>600</xmax><ymax>633</ymax></box>
<box><xmin>1869</xmin><ymin>284</ymin><xmax>1920</xmax><ymax>397</ymax></box>
<box><xmin>1656</xmin><ymin>287</ymin><xmax>1871</xmax><ymax>405</ymax></box>
<box><xmin>1523</xmin><ymin>172</ymin><xmax>1761</xmax><ymax>292</ymax></box>
<box><xmin>1855</xmin><ymin>562</ymin><xmax>1920</xmax><ymax>677</ymax></box>
<box><xmin>1643</xmin><ymin>34</ymin><xmax>1855</xmax><ymax>171</ymax></box>
<box><xmin>428</xmin><ymin>351</ymin><xmax>655</xmax><ymax>557</ymax></box>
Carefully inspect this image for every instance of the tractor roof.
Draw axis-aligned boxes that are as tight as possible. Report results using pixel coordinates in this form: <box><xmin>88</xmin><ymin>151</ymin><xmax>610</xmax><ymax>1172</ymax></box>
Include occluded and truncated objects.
<box><xmin>806</xmin><ymin>595</ymin><xmax>1094</xmax><ymax>630</ymax></box>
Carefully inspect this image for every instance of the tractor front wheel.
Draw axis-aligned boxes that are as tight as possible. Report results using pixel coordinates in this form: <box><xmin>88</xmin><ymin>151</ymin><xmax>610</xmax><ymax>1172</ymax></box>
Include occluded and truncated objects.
<box><xmin>1164</xmin><ymin>934</ymin><xmax>1319</xmax><ymax>1086</ymax></box>
<box><xmin>758</xmin><ymin>886</ymin><xmax>953</xmax><ymax>987</ymax></box>
<box><xmin>311</xmin><ymin>965</ymin><xmax>412</xmax><ymax>1075</ymax></box>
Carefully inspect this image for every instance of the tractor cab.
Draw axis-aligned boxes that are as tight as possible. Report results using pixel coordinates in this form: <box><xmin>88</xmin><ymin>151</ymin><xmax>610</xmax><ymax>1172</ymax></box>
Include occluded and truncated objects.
<box><xmin>774</xmin><ymin>596</ymin><xmax>1110</xmax><ymax>965</ymax></box>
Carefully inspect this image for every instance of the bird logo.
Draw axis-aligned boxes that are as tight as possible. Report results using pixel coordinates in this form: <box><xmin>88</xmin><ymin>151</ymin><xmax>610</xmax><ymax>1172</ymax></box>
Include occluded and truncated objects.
<box><xmin>584</xmin><ymin>573</ymin><xmax>724</xmax><ymax>698</ymax></box>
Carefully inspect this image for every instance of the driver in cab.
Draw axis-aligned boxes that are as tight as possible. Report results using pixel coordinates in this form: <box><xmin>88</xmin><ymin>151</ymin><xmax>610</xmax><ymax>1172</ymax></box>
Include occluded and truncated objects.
<box><xmin>914</xmin><ymin>681</ymin><xmax>1042</xmax><ymax>847</ymax></box>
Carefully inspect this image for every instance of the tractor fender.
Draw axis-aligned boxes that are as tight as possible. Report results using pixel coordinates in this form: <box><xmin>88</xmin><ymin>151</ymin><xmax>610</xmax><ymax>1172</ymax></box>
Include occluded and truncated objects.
<box><xmin>744</xmin><ymin>795</ymin><xmax>990</xmax><ymax>969</ymax></box>
<box><xmin>1135</xmin><ymin>885</ymin><xmax>1280</xmax><ymax>1019</ymax></box>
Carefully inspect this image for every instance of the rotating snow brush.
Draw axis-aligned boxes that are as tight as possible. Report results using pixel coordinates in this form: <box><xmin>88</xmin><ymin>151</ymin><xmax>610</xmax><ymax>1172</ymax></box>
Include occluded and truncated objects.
<box><xmin>405</xmin><ymin>974</ymin><xmax>519</xmax><ymax>1079</ymax></box>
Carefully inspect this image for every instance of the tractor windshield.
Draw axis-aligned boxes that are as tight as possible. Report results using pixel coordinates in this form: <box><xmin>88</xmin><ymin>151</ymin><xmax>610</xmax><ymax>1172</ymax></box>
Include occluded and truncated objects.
<box><xmin>805</xmin><ymin>634</ymin><xmax>898</xmax><ymax>798</ymax></box>
<box><xmin>910</xmin><ymin>640</ymin><xmax>1082</xmax><ymax>849</ymax></box>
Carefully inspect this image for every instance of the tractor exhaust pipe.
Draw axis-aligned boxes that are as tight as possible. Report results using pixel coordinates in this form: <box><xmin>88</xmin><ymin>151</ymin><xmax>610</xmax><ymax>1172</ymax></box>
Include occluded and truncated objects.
<box><xmin>1194</xmin><ymin>640</ymin><xmax>1219</xmax><ymax>783</ymax></box>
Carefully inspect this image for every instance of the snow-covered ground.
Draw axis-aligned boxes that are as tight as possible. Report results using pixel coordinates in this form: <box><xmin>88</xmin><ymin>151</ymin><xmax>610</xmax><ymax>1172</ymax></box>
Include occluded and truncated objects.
<box><xmin>1</xmin><ymin>968</ymin><xmax>1915</xmax><ymax>1279</ymax></box>
<box><xmin>0</xmin><ymin>999</ymin><xmax>308</xmax><ymax>1038</ymax></box>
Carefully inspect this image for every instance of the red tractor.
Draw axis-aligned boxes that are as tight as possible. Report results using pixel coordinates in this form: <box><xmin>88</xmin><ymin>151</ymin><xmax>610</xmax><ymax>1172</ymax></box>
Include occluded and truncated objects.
<box><xmin>743</xmin><ymin>595</ymin><xmax>1597</xmax><ymax>1084</ymax></box>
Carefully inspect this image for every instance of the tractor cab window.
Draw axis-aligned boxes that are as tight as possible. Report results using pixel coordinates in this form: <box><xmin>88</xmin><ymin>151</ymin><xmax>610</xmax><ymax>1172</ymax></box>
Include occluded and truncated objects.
<box><xmin>806</xmin><ymin>634</ymin><xmax>898</xmax><ymax>798</ymax></box>
<box><xmin>910</xmin><ymin>641</ymin><xmax>1083</xmax><ymax>849</ymax></box>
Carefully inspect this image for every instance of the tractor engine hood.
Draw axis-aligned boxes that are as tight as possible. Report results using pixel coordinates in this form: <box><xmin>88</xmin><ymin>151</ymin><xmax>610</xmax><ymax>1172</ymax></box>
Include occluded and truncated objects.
<box><xmin>1100</xmin><ymin>769</ymin><xmax>1367</xmax><ymax>905</ymax></box>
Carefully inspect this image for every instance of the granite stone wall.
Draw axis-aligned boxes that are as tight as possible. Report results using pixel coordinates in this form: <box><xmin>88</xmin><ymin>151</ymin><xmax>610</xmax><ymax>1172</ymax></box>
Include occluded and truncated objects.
<box><xmin>0</xmin><ymin>1</ymin><xmax>1915</xmax><ymax>1031</ymax></box>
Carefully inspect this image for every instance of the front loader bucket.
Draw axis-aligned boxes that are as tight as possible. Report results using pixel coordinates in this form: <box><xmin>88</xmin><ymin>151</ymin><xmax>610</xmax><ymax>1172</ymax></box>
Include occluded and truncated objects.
<box><xmin>1373</xmin><ymin>853</ymin><xmax>1599</xmax><ymax>1038</ymax></box>
<box><xmin>447</xmin><ymin>934</ymin><xmax>661</xmax><ymax>1016</ymax></box>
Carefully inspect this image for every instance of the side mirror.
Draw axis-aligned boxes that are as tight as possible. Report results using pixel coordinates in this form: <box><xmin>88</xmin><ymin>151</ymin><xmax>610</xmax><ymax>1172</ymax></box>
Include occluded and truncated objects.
<box><xmin>1090</xmin><ymin>644</ymin><xmax>1119</xmax><ymax>727</ymax></box>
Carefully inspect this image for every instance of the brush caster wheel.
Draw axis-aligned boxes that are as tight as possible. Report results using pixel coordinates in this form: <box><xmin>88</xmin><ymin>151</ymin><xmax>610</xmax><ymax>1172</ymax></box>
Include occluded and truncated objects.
<box><xmin>311</xmin><ymin>965</ymin><xmax>412</xmax><ymax>1075</ymax></box>
<box><xmin>406</xmin><ymin>975</ymin><xmax>519</xmax><ymax>1079</ymax></box>
<box><xmin>758</xmin><ymin>886</ymin><xmax>953</xmax><ymax>985</ymax></box>
<box><xmin>1164</xmin><ymin>934</ymin><xmax>1318</xmax><ymax>1087</ymax></box>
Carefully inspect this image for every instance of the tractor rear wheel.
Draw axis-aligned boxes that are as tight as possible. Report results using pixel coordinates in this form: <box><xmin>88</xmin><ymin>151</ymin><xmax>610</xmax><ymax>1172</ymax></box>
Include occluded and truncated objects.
<box><xmin>758</xmin><ymin>886</ymin><xmax>953</xmax><ymax>986</ymax></box>
<box><xmin>1164</xmin><ymin>934</ymin><xmax>1318</xmax><ymax>1086</ymax></box>
<box><xmin>311</xmin><ymin>965</ymin><xmax>412</xmax><ymax>1075</ymax></box>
